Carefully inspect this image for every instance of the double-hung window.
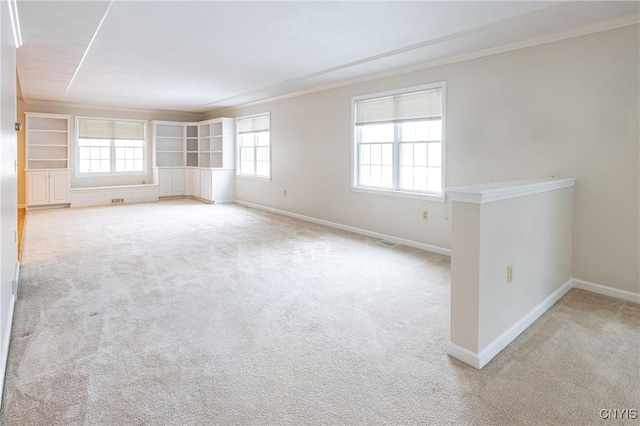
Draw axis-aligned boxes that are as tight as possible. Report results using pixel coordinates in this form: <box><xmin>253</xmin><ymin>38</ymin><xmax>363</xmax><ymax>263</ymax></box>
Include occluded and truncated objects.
<box><xmin>76</xmin><ymin>118</ymin><xmax>146</xmax><ymax>175</ymax></box>
<box><xmin>237</xmin><ymin>113</ymin><xmax>270</xmax><ymax>179</ymax></box>
<box><xmin>353</xmin><ymin>82</ymin><xmax>445</xmax><ymax>199</ymax></box>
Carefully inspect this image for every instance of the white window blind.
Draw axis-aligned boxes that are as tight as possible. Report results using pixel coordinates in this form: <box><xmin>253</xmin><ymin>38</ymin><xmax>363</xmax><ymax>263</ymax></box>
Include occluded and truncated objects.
<box><xmin>355</xmin><ymin>88</ymin><xmax>442</xmax><ymax>125</ymax></box>
<box><xmin>353</xmin><ymin>83</ymin><xmax>445</xmax><ymax>198</ymax></box>
<box><xmin>78</xmin><ymin>119</ymin><xmax>145</xmax><ymax>140</ymax></box>
<box><xmin>76</xmin><ymin>117</ymin><xmax>146</xmax><ymax>174</ymax></box>
<box><xmin>237</xmin><ymin>115</ymin><xmax>270</xmax><ymax>134</ymax></box>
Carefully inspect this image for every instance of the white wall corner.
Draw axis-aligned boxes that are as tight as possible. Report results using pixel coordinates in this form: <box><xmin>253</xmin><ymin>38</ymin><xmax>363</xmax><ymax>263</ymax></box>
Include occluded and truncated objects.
<box><xmin>571</xmin><ymin>279</ymin><xmax>640</xmax><ymax>304</ymax></box>
<box><xmin>477</xmin><ymin>279</ymin><xmax>573</xmax><ymax>368</ymax></box>
<box><xmin>446</xmin><ymin>342</ymin><xmax>481</xmax><ymax>369</ymax></box>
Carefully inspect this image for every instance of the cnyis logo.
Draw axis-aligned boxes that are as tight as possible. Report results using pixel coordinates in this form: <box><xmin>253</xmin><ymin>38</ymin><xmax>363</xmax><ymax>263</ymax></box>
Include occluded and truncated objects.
<box><xmin>599</xmin><ymin>409</ymin><xmax>638</xmax><ymax>420</ymax></box>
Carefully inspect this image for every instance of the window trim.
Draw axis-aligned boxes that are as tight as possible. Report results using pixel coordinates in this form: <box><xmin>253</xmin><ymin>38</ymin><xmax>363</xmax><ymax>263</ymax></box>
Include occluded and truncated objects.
<box><xmin>236</xmin><ymin>112</ymin><xmax>272</xmax><ymax>181</ymax></box>
<box><xmin>75</xmin><ymin>116</ymin><xmax>148</xmax><ymax>177</ymax></box>
<box><xmin>351</xmin><ymin>82</ymin><xmax>446</xmax><ymax>202</ymax></box>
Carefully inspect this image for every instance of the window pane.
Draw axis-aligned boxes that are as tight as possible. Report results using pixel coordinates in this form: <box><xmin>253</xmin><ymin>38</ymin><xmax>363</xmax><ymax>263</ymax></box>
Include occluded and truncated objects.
<box><xmin>240</xmin><ymin>134</ymin><xmax>255</xmax><ymax>147</ymax></box>
<box><xmin>414</xmin><ymin>167</ymin><xmax>428</xmax><ymax>191</ymax></box>
<box><xmin>381</xmin><ymin>144</ymin><xmax>393</xmax><ymax>166</ymax></box>
<box><xmin>257</xmin><ymin>132</ymin><xmax>270</xmax><ymax>147</ymax></box>
<box><xmin>426</xmin><ymin>120</ymin><xmax>442</xmax><ymax>141</ymax></box>
<box><xmin>427</xmin><ymin>143</ymin><xmax>441</xmax><ymax>167</ymax></box>
<box><xmin>240</xmin><ymin>147</ymin><xmax>255</xmax><ymax>175</ymax></box>
<box><xmin>360</xmin><ymin>145</ymin><xmax>370</xmax><ymax>165</ymax></box>
<box><xmin>359</xmin><ymin>123</ymin><xmax>393</xmax><ymax>143</ymax></box>
<box><xmin>427</xmin><ymin>167</ymin><xmax>442</xmax><ymax>192</ymax></box>
<box><xmin>414</xmin><ymin>143</ymin><xmax>427</xmax><ymax>167</ymax></box>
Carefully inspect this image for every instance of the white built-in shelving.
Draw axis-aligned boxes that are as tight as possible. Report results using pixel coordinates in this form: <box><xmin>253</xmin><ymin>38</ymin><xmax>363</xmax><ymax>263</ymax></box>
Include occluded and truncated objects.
<box><xmin>152</xmin><ymin>118</ymin><xmax>235</xmax><ymax>203</ymax></box>
<box><xmin>25</xmin><ymin>112</ymin><xmax>71</xmax><ymax>207</ymax></box>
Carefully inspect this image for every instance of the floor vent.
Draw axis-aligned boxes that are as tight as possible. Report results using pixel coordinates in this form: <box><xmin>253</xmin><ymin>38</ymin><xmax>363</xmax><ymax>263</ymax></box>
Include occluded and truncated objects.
<box><xmin>376</xmin><ymin>239</ymin><xmax>398</xmax><ymax>248</ymax></box>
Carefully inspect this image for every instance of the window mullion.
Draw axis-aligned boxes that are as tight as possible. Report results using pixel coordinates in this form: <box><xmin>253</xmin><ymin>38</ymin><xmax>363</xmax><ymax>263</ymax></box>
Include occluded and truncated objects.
<box><xmin>110</xmin><ymin>139</ymin><xmax>116</xmax><ymax>173</ymax></box>
<box><xmin>393</xmin><ymin>123</ymin><xmax>400</xmax><ymax>190</ymax></box>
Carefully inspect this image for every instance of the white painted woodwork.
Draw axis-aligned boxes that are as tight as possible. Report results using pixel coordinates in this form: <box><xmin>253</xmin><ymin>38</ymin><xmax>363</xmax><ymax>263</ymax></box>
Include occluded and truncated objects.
<box><xmin>154</xmin><ymin>119</ymin><xmax>235</xmax><ymax>203</ymax></box>
<box><xmin>70</xmin><ymin>184</ymin><xmax>159</xmax><ymax>207</ymax></box>
<box><xmin>190</xmin><ymin>168</ymin><xmax>200</xmax><ymax>198</ymax></box>
<box><xmin>26</xmin><ymin>170</ymin><xmax>70</xmax><ymax>207</ymax></box>
<box><xmin>200</xmin><ymin>169</ymin><xmax>212</xmax><ymax>201</ymax></box>
<box><xmin>447</xmin><ymin>178</ymin><xmax>575</xmax><ymax>368</ymax></box>
<box><xmin>24</xmin><ymin>113</ymin><xmax>70</xmax><ymax>170</ymax></box>
<box><xmin>171</xmin><ymin>169</ymin><xmax>184</xmax><ymax>196</ymax></box>
<box><xmin>49</xmin><ymin>171</ymin><xmax>70</xmax><ymax>204</ymax></box>
<box><xmin>25</xmin><ymin>113</ymin><xmax>71</xmax><ymax>207</ymax></box>
<box><xmin>26</xmin><ymin>171</ymin><xmax>49</xmax><ymax>206</ymax></box>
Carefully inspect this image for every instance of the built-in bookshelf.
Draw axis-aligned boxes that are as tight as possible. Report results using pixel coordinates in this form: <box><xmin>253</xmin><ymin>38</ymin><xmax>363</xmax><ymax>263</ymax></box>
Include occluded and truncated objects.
<box><xmin>152</xmin><ymin>118</ymin><xmax>235</xmax><ymax>203</ymax></box>
<box><xmin>186</xmin><ymin>125</ymin><xmax>198</xmax><ymax>167</ymax></box>
<box><xmin>25</xmin><ymin>112</ymin><xmax>72</xmax><ymax>207</ymax></box>
<box><xmin>155</xmin><ymin>122</ymin><xmax>185</xmax><ymax>167</ymax></box>
<box><xmin>153</xmin><ymin>118</ymin><xmax>234</xmax><ymax>169</ymax></box>
<box><xmin>25</xmin><ymin>113</ymin><xmax>70</xmax><ymax>170</ymax></box>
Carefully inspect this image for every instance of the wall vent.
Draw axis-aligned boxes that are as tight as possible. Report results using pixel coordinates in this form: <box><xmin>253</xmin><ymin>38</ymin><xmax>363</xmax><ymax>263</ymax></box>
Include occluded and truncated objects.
<box><xmin>111</xmin><ymin>198</ymin><xmax>124</xmax><ymax>204</ymax></box>
<box><xmin>376</xmin><ymin>239</ymin><xmax>398</xmax><ymax>248</ymax></box>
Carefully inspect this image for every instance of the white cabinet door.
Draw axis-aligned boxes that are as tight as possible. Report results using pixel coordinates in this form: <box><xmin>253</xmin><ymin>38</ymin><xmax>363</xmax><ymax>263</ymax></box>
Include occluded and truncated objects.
<box><xmin>27</xmin><ymin>171</ymin><xmax>49</xmax><ymax>206</ymax></box>
<box><xmin>191</xmin><ymin>169</ymin><xmax>201</xmax><ymax>198</ymax></box>
<box><xmin>184</xmin><ymin>168</ymin><xmax>192</xmax><ymax>196</ymax></box>
<box><xmin>200</xmin><ymin>169</ymin><xmax>213</xmax><ymax>201</ymax></box>
<box><xmin>49</xmin><ymin>171</ymin><xmax>70</xmax><ymax>204</ymax></box>
<box><xmin>158</xmin><ymin>169</ymin><xmax>172</xmax><ymax>197</ymax></box>
<box><xmin>171</xmin><ymin>168</ymin><xmax>185</xmax><ymax>195</ymax></box>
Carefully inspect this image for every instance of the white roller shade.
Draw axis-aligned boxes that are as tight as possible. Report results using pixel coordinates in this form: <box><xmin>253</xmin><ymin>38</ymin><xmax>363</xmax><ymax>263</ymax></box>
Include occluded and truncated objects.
<box><xmin>237</xmin><ymin>115</ymin><xmax>269</xmax><ymax>133</ymax></box>
<box><xmin>78</xmin><ymin>118</ymin><xmax>145</xmax><ymax>140</ymax></box>
<box><xmin>355</xmin><ymin>88</ymin><xmax>442</xmax><ymax>125</ymax></box>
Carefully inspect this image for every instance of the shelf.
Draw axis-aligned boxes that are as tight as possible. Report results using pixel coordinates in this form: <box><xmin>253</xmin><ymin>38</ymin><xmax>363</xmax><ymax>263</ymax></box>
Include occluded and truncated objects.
<box><xmin>27</xmin><ymin>116</ymin><xmax>69</xmax><ymax>132</ymax></box>
<box><xmin>28</xmin><ymin>129</ymin><xmax>68</xmax><ymax>133</ymax></box>
<box><xmin>28</xmin><ymin>144</ymin><xmax>67</xmax><ymax>147</ymax></box>
<box><xmin>29</xmin><ymin>158</ymin><xmax>67</xmax><ymax>161</ymax></box>
<box><xmin>156</xmin><ymin>150</ymin><xmax>183</xmax><ymax>153</ymax></box>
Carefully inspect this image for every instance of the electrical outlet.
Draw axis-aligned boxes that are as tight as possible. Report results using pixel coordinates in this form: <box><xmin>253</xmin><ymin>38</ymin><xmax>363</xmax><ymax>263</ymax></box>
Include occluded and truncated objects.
<box><xmin>507</xmin><ymin>264</ymin><xmax>513</xmax><ymax>283</ymax></box>
<box><xmin>422</xmin><ymin>210</ymin><xmax>429</xmax><ymax>221</ymax></box>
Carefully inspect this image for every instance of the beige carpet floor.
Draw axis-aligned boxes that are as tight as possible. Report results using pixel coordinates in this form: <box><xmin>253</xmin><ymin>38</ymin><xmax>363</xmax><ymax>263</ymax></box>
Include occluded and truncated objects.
<box><xmin>1</xmin><ymin>199</ymin><xmax>638</xmax><ymax>425</ymax></box>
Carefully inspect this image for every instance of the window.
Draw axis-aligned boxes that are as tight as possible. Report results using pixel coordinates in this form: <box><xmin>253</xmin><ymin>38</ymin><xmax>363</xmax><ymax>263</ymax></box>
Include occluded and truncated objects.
<box><xmin>353</xmin><ymin>83</ymin><xmax>445</xmax><ymax>199</ymax></box>
<box><xmin>237</xmin><ymin>113</ymin><xmax>270</xmax><ymax>179</ymax></box>
<box><xmin>76</xmin><ymin>118</ymin><xmax>146</xmax><ymax>174</ymax></box>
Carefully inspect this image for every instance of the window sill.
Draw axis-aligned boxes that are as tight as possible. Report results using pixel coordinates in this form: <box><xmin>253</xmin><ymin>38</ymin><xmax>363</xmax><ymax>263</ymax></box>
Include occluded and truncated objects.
<box><xmin>236</xmin><ymin>174</ymin><xmax>271</xmax><ymax>182</ymax></box>
<box><xmin>351</xmin><ymin>186</ymin><xmax>445</xmax><ymax>202</ymax></box>
<box><xmin>75</xmin><ymin>171</ymin><xmax>149</xmax><ymax>178</ymax></box>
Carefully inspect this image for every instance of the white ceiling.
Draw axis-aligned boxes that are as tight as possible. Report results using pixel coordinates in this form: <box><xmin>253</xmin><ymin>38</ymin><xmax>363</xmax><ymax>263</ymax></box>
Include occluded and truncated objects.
<box><xmin>15</xmin><ymin>1</ymin><xmax>639</xmax><ymax>113</ymax></box>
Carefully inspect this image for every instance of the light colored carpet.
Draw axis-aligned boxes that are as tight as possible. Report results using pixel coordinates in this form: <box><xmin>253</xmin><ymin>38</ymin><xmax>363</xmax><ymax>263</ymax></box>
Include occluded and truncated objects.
<box><xmin>1</xmin><ymin>199</ymin><xmax>638</xmax><ymax>425</ymax></box>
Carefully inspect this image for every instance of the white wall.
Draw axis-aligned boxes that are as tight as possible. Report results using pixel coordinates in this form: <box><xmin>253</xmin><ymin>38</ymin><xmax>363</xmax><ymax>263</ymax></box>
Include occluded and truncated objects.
<box><xmin>16</xmin><ymin>101</ymin><xmax>201</xmax><ymax>205</ymax></box>
<box><xmin>448</xmin><ymin>181</ymin><xmax>574</xmax><ymax>368</ymax></box>
<box><xmin>215</xmin><ymin>24</ymin><xmax>639</xmax><ymax>295</ymax></box>
<box><xmin>0</xmin><ymin>0</ymin><xmax>18</xmax><ymax>401</ymax></box>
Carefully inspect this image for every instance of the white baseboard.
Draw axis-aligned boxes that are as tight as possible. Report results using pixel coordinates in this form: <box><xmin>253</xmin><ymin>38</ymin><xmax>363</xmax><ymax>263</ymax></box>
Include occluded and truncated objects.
<box><xmin>234</xmin><ymin>200</ymin><xmax>451</xmax><ymax>256</ymax></box>
<box><xmin>476</xmin><ymin>278</ymin><xmax>573</xmax><ymax>368</ymax></box>
<box><xmin>0</xmin><ymin>293</ymin><xmax>16</xmax><ymax>408</ymax></box>
<box><xmin>448</xmin><ymin>277</ymin><xmax>638</xmax><ymax>370</ymax></box>
<box><xmin>571</xmin><ymin>278</ymin><xmax>640</xmax><ymax>304</ymax></box>
<box><xmin>446</xmin><ymin>342</ymin><xmax>481</xmax><ymax>369</ymax></box>
<box><xmin>1</xmin><ymin>261</ymin><xmax>20</xmax><ymax>406</ymax></box>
